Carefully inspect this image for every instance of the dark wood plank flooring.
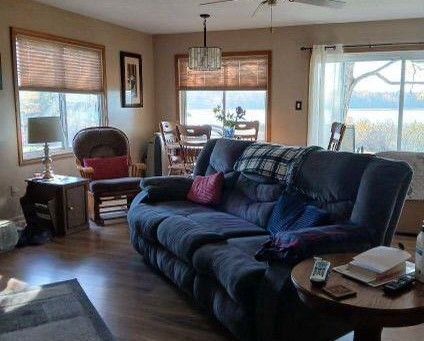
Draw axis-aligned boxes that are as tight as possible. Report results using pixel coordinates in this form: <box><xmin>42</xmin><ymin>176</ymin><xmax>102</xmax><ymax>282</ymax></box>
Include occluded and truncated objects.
<box><xmin>0</xmin><ymin>221</ymin><xmax>422</xmax><ymax>340</ymax></box>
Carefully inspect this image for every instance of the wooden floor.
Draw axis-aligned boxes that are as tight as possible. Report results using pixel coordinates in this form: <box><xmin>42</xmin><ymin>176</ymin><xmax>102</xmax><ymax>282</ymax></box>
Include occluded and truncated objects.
<box><xmin>0</xmin><ymin>221</ymin><xmax>422</xmax><ymax>341</ymax></box>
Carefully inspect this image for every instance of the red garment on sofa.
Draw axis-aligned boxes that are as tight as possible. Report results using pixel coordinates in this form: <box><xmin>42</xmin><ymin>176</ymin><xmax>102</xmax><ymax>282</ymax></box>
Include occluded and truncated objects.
<box><xmin>83</xmin><ymin>156</ymin><xmax>129</xmax><ymax>180</ymax></box>
<box><xmin>187</xmin><ymin>172</ymin><xmax>225</xmax><ymax>206</ymax></box>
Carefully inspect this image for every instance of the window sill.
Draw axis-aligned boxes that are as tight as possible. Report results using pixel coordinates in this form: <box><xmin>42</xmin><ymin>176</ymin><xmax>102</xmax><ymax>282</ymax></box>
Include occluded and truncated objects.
<box><xmin>19</xmin><ymin>151</ymin><xmax>74</xmax><ymax>166</ymax></box>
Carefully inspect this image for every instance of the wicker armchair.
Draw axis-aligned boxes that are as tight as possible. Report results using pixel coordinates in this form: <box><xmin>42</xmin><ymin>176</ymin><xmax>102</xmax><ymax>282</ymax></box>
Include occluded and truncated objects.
<box><xmin>72</xmin><ymin>127</ymin><xmax>146</xmax><ymax>225</ymax></box>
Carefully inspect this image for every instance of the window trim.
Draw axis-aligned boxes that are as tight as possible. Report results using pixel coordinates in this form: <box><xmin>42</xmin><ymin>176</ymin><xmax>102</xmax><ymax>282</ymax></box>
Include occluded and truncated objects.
<box><xmin>11</xmin><ymin>27</ymin><xmax>108</xmax><ymax>166</ymax></box>
<box><xmin>174</xmin><ymin>50</ymin><xmax>272</xmax><ymax>141</ymax></box>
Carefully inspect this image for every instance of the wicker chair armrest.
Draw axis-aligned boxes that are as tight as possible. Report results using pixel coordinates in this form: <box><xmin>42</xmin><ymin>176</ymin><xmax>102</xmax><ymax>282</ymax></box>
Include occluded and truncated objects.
<box><xmin>130</xmin><ymin>162</ymin><xmax>147</xmax><ymax>177</ymax></box>
<box><xmin>77</xmin><ymin>165</ymin><xmax>95</xmax><ymax>180</ymax></box>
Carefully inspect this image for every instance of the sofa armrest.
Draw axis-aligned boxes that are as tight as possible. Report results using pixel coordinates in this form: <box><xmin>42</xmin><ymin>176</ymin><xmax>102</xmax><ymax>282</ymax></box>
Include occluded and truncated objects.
<box><xmin>255</xmin><ymin>224</ymin><xmax>376</xmax><ymax>265</ymax></box>
<box><xmin>131</xmin><ymin>176</ymin><xmax>194</xmax><ymax>205</ymax></box>
<box><xmin>141</xmin><ymin>176</ymin><xmax>193</xmax><ymax>189</ymax></box>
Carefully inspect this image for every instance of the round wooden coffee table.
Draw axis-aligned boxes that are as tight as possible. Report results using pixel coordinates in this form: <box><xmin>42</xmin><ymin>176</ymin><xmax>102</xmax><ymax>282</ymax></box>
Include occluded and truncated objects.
<box><xmin>291</xmin><ymin>253</ymin><xmax>424</xmax><ymax>341</ymax></box>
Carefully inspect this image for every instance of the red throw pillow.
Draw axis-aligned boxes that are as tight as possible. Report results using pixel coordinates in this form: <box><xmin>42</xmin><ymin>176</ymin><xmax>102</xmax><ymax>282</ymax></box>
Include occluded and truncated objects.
<box><xmin>83</xmin><ymin>156</ymin><xmax>129</xmax><ymax>180</ymax></box>
<box><xmin>187</xmin><ymin>172</ymin><xmax>225</xmax><ymax>206</ymax></box>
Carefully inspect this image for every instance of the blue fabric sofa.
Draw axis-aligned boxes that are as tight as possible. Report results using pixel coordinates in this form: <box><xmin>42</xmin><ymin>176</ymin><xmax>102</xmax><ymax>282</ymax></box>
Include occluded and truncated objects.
<box><xmin>128</xmin><ymin>139</ymin><xmax>413</xmax><ymax>341</ymax></box>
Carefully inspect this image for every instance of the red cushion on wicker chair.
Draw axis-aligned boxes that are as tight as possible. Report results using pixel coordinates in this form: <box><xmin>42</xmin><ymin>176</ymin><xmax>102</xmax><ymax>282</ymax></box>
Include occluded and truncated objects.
<box><xmin>83</xmin><ymin>156</ymin><xmax>129</xmax><ymax>180</ymax></box>
<box><xmin>187</xmin><ymin>172</ymin><xmax>224</xmax><ymax>206</ymax></box>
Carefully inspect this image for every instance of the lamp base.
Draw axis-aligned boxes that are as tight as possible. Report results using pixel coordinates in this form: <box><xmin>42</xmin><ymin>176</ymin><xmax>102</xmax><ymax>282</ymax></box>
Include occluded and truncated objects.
<box><xmin>42</xmin><ymin>169</ymin><xmax>55</xmax><ymax>180</ymax></box>
<box><xmin>41</xmin><ymin>142</ymin><xmax>55</xmax><ymax>180</ymax></box>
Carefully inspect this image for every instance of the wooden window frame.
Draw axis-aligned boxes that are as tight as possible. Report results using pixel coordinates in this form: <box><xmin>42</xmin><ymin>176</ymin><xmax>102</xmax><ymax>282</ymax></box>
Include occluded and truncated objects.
<box><xmin>10</xmin><ymin>27</ymin><xmax>108</xmax><ymax>166</ymax></box>
<box><xmin>175</xmin><ymin>50</ymin><xmax>272</xmax><ymax>141</ymax></box>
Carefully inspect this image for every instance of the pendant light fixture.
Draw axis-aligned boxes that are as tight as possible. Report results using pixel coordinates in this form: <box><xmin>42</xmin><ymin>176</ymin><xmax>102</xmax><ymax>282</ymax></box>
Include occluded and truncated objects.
<box><xmin>188</xmin><ymin>14</ymin><xmax>222</xmax><ymax>71</ymax></box>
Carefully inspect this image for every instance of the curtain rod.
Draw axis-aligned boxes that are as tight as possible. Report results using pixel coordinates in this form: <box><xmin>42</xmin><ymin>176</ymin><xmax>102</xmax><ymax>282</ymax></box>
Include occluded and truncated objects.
<box><xmin>300</xmin><ymin>42</ymin><xmax>424</xmax><ymax>51</ymax></box>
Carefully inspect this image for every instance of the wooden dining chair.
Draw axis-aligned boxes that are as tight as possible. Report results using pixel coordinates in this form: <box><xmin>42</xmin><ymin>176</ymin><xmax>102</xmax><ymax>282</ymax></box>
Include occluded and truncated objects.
<box><xmin>176</xmin><ymin>124</ymin><xmax>212</xmax><ymax>174</ymax></box>
<box><xmin>327</xmin><ymin>122</ymin><xmax>347</xmax><ymax>151</ymax></box>
<box><xmin>234</xmin><ymin>121</ymin><xmax>260</xmax><ymax>141</ymax></box>
<box><xmin>159</xmin><ymin>121</ymin><xmax>186</xmax><ymax>175</ymax></box>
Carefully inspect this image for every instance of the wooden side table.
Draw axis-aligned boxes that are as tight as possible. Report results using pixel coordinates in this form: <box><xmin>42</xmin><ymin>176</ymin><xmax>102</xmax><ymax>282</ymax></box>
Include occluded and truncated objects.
<box><xmin>291</xmin><ymin>254</ymin><xmax>424</xmax><ymax>341</ymax></box>
<box><xmin>21</xmin><ymin>176</ymin><xmax>89</xmax><ymax>236</ymax></box>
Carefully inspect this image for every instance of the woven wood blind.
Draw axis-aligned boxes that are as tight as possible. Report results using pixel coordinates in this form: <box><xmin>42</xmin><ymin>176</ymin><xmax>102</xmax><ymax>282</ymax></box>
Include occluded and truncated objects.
<box><xmin>177</xmin><ymin>53</ymin><xmax>269</xmax><ymax>91</ymax></box>
<box><xmin>15</xmin><ymin>33</ymin><xmax>104</xmax><ymax>93</ymax></box>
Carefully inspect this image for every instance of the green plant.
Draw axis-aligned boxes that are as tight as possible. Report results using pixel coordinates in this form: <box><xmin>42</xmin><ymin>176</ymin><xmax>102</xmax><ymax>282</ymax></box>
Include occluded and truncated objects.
<box><xmin>213</xmin><ymin>105</ymin><xmax>246</xmax><ymax>128</ymax></box>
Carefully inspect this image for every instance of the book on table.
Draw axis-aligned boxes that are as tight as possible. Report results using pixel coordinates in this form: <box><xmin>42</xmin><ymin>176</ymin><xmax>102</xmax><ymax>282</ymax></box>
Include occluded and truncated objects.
<box><xmin>333</xmin><ymin>246</ymin><xmax>413</xmax><ymax>287</ymax></box>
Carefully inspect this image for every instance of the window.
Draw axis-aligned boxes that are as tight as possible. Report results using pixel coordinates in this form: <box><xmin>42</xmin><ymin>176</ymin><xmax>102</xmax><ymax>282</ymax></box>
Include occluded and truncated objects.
<box><xmin>12</xmin><ymin>28</ymin><xmax>107</xmax><ymax>164</ymax></box>
<box><xmin>309</xmin><ymin>47</ymin><xmax>424</xmax><ymax>153</ymax></box>
<box><xmin>176</xmin><ymin>52</ymin><xmax>271</xmax><ymax>141</ymax></box>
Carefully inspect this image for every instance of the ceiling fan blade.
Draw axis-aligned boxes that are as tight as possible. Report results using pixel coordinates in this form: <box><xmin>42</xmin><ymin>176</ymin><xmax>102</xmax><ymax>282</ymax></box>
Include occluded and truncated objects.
<box><xmin>200</xmin><ymin>0</ymin><xmax>239</xmax><ymax>5</ymax></box>
<box><xmin>289</xmin><ymin>0</ymin><xmax>346</xmax><ymax>8</ymax></box>
<box><xmin>251</xmin><ymin>0</ymin><xmax>268</xmax><ymax>17</ymax></box>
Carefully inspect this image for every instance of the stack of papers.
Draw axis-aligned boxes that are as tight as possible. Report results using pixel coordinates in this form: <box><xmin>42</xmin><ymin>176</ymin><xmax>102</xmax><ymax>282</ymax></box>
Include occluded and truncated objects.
<box><xmin>334</xmin><ymin>246</ymin><xmax>413</xmax><ymax>287</ymax></box>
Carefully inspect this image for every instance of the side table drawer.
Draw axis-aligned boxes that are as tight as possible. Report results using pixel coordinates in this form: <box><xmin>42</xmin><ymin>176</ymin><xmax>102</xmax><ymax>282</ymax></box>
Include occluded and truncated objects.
<box><xmin>66</xmin><ymin>185</ymin><xmax>87</xmax><ymax>231</ymax></box>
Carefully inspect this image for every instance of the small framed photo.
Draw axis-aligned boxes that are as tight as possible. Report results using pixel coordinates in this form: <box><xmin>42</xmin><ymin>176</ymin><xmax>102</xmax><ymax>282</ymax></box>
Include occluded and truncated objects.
<box><xmin>0</xmin><ymin>54</ymin><xmax>3</xmax><ymax>90</ymax></box>
<box><xmin>120</xmin><ymin>51</ymin><xmax>143</xmax><ymax>108</ymax></box>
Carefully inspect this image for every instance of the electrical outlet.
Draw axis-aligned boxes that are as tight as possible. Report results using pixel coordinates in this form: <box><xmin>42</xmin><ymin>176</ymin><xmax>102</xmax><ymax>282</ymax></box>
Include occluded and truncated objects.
<box><xmin>295</xmin><ymin>101</ymin><xmax>302</xmax><ymax>111</ymax></box>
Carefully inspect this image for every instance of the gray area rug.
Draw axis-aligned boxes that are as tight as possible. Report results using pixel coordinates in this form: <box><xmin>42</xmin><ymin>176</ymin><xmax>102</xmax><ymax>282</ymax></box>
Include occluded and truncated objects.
<box><xmin>0</xmin><ymin>279</ymin><xmax>114</xmax><ymax>340</ymax></box>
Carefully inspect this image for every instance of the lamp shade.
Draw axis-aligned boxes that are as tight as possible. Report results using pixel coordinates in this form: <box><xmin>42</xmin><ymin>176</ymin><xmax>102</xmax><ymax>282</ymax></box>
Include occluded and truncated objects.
<box><xmin>188</xmin><ymin>47</ymin><xmax>222</xmax><ymax>71</ymax></box>
<box><xmin>28</xmin><ymin>116</ymin><xmax>63</xmax><ymax>144</ymax></box>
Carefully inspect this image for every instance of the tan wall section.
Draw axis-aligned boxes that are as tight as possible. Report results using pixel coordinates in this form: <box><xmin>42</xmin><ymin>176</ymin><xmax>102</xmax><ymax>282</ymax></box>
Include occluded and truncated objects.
<box><xmin>153</xmin><ymin>18</ymin><xmax>424</xmax><ymax>145</ymax></box>
<box><xmin>0</xmin><ymin>0</ymin><xmax>155</xmax><ymax>218</ymax></box>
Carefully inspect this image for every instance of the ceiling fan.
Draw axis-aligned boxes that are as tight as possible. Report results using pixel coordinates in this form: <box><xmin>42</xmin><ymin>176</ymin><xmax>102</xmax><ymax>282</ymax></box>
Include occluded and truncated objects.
<box><xmin>200</xmin><ymin>0</ymin><xmax>346</xmax><ymax>32</ymax></box>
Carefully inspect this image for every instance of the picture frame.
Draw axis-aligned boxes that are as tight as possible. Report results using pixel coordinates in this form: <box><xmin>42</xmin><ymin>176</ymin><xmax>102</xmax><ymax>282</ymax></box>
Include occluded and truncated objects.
<box><xmin>0</xmin><ymin>54</ymin><xmax>3</xmax><ymax>90</ymax></box>
<box><xmin>120</xmin><ymin>51</ymin><xmax>143</xmax><ymax>108</ymax></box>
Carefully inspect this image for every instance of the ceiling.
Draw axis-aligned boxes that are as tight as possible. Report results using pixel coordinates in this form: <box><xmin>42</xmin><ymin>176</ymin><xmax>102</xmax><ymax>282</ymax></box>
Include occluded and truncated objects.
<box><xmin>34</xmin><ymin>0</ymin><xmax>424</xmax><ymax>34</ymax></box>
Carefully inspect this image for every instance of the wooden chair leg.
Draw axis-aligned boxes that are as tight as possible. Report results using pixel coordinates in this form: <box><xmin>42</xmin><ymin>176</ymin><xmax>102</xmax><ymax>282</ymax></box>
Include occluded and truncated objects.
<box><xmin>88</xmin><ymin>191</ymin><xmax>103</xmax><ymax>226</ymax></box>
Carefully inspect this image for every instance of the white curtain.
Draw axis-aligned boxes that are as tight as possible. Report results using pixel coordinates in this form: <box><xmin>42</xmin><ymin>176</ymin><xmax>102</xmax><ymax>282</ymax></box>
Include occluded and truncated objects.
<box><xmin>307</xmin><ymin>44</ymin><xmax>345</xmax><ymax>147</ymax></box>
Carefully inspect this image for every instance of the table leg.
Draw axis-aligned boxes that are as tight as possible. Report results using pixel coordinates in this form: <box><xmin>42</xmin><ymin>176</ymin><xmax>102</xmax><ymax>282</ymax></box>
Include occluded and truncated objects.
<box><xmin>353</xmin><ymin>326</ymin><xmax>383</xmax><ymax>341</ymax></box>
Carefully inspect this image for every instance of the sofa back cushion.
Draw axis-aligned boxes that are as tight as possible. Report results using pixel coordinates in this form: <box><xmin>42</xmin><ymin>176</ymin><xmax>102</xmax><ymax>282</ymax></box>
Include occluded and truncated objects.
<box><xmin>220</xmin><ymin>173</ymin><xmax>283</xmax><ymax>228</ymax></box>
<box><xmin>291</xmin><ymin>151</ymin><xmax>374</xmax><ymax>222</ymax></box>
<box><xmin>205</xmin><ymin>138</ymin><xmax>252</xmax><ymax>175</ymax></box>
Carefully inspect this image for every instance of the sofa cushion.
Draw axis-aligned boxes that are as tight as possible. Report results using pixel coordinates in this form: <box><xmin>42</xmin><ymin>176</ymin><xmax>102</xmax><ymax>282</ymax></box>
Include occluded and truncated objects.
<box><xmin>221</xmin><ymin>173</ymin><xmax>283</xmax><ymax>228</ymax></box>
<box><xmin>292</xmin><ymin>151</ymin><xmax>375</xmax><ymax>222</ymax></box>
<box><xmin>89</xmin><ymin>177</ymin><xmax>141</xmax><ymax>194</ymax></box>
<box><xmin>157</xmin><ymin>216</ymin><xmax>226</xmax><ymax>262</ymax></box>
<box><xmin>207</xmin><ymin>138</ymin><xmax>252</xmax><ymax>174</ymax></box>
<box><xmin>157</xmin><ymin>212</ymin><xmax>268</xmax><ymax>262</ymax></box>
<box><xmin>188</xmin><ymin>212</ymin><xmax>268</xmax><ymax>237</ymax></box>
<box><xmin>128</xmin><ymin>201</ymin><xmax>215</xmax><ymax>242</ymax></box>
<box><xmin>193</xmin><ymin>235</ymin><xmax>268</xmax><ymax>309</ymax></box>
<box><xmin>187</xmin><ymin>172</ymin><xmax>224</xmax><ymax>206</ymax></box>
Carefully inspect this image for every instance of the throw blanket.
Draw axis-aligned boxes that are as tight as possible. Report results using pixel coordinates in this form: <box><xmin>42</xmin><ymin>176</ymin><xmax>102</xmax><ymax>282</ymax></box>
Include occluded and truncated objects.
<box><xmin>234</xmin><ymin>143</ymin><xmax>321</xmax><ymax>183</ymax></box>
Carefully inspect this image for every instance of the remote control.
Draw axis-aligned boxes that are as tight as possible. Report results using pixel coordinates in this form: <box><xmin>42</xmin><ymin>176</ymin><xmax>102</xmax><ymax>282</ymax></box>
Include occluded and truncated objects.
<box><xmin>310</xmin><ymin>257</ymin><xmax>331</xmax><ymax>285</ymax></box>
<box><xmin>383</xmin><ymin>273</ymin><xmax>415</xmax><ymax>296</ymax></box>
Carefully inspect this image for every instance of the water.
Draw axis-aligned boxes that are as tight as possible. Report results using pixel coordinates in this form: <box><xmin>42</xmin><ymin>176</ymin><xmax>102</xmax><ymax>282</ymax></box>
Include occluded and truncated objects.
<box><xmin>348</xmin><ymin>108</ymin><xmax>424</xmax><ymax>123</ymax></box>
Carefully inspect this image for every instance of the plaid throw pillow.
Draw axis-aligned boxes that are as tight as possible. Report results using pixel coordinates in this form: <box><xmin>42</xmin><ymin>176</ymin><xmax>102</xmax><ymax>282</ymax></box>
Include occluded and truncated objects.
<box><xmin>234</xmin><ymin>143</ymin><xmax>321</xmax><ymax>183</ymax></box>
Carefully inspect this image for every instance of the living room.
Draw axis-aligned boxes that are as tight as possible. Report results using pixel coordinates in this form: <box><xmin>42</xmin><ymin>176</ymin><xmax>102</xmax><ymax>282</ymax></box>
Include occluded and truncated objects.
<box><xmin>0</xmin><ymin>0</ymin><xmax>423</xmax><ymax>340</ymax></box>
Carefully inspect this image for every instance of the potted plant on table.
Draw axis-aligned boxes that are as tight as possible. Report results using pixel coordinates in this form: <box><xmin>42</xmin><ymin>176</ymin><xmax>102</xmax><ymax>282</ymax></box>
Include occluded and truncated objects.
<box><xmin>213</xmin><ymin>105</ymin><xmax>246</xmax><ymax>138</ymax></box>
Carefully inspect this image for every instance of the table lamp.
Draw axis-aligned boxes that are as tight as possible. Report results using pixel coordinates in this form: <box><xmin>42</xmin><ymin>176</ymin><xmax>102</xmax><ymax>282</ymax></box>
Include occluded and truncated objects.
<box><xmin>28</xmin><ymin>116</ymin><xmax>63</xmax><ymax>179</ymax></box>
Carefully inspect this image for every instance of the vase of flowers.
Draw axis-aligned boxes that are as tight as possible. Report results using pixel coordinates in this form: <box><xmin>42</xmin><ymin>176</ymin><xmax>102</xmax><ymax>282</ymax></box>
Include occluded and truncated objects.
<box><xmin>213</xmin><ymin>106</ymin><xmax>246</xmax><ymax>138</ymax></box>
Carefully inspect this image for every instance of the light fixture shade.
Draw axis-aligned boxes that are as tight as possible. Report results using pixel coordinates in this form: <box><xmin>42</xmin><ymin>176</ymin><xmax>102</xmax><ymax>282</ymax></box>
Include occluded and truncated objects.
<box><xmin>188</xmin><ymin>47</ymin><xmax>222</xmax><ymax>71</ymax></box>
<box><xmin>28</xmin><ymin>116</ymin><xmax>63</xmax><ymax>144</ymax></box>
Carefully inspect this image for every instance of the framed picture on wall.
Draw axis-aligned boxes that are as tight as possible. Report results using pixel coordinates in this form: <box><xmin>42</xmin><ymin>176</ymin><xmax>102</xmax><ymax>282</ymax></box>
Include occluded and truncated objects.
<box><xmin>0</xmin><ymin>54</ymin><xmax>3</xmax><ymax>90</ymax></box>
<box><xmin>120</xmin><ymin>51</ymin><xmax>143</xmax><ymax>108</ymax></box>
